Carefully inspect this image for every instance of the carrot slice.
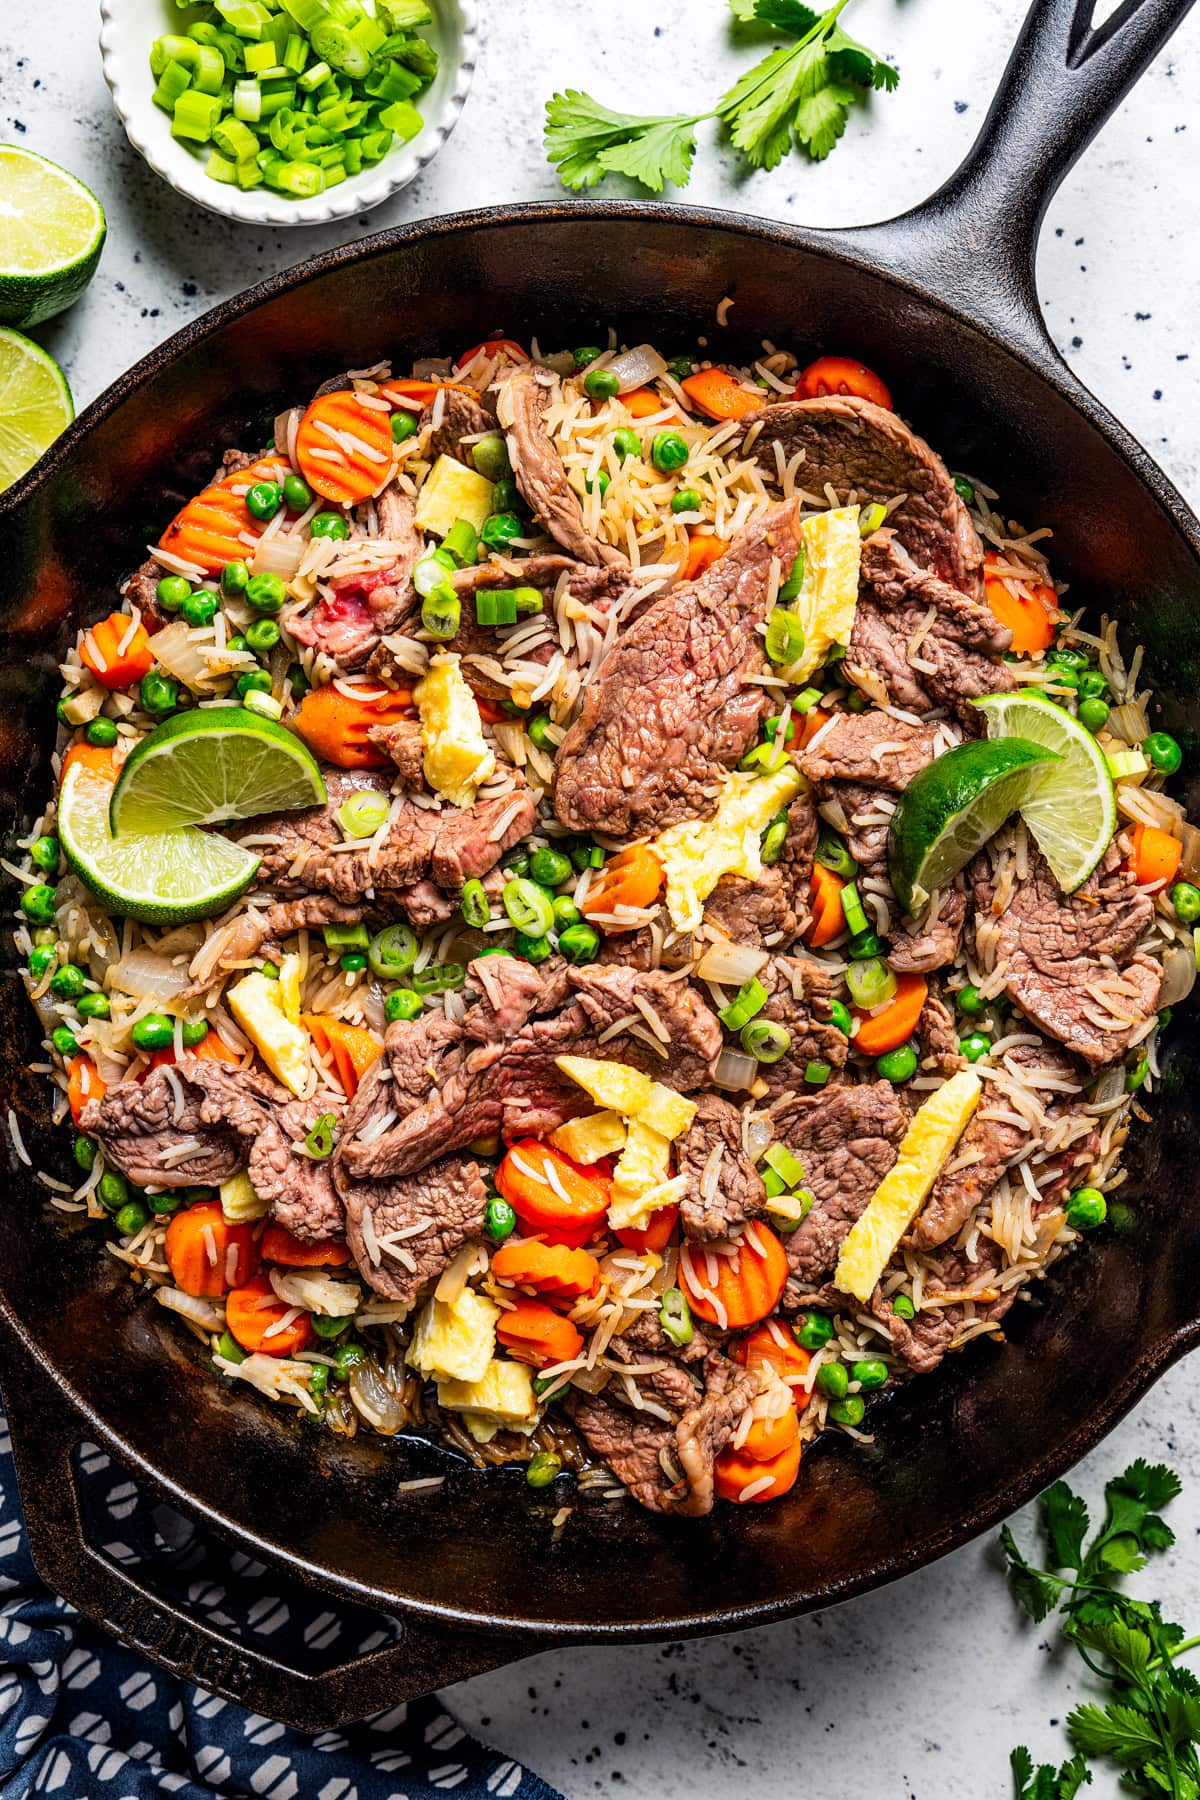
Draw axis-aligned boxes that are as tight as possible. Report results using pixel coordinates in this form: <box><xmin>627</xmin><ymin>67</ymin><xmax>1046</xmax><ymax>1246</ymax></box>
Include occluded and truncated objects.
<box><xmin>455</xmin><ymin>338</ymin><xmax>528</xmax><ymax>370</ymax></box>
<box><xmin>157</xmin><ymin>453</ymin><xmax>289</xmax><ymax>576</ymax></box>
<box><xmin>1132</xmin><ymin>823</ymin><xmax>1182</xmax><ymax>887</ymax></box>
<box><xmin>681</xmin><ymin>368</ymin><xmax>762</xmax><ymax>422</ymax></box>
<box><xmin>621</xmin><ymin>387</ymin><xmax>665</xmax><ymax>419</ymax></box>
<box><xmin>491</xmin><ymin>1239</ymin><xmax>601</xmax><ymax>1300</ymax></box>
<box><xmin>295</xmin><ymin>391</ymin><xmax>395</xmax><ymax>506</ymax></box>
<box><xmin>733</xmin><ymin>1321</ymin><xmax>812</xmax><ymax>1404</ymax></box>
<box><xmin>681</xmin><ymin>533</ymin><xmax>730</xmax><ymax>581</ymax></box>
<box><xmin>805</xmin><ymin>864</ymin><xmax>845</xmax><ymax>948</ymax></box>
<box><xmin>226</xmin><ymin>1274</ymin><xmax>313</xmax><ymax>1358</ymax></box>
<box><xmin>80</xmin><ymin>613</ymin><xmax>154</xmax><ymax>691</ymax></box>
<box><xmin>796</xmin><ymin>355</ymin><xmax>892</xmax><ymax>411</ymax></box>
<box><xmin>795</xmin><ymin>705</ymin><xmax>831</xmax><ymax>752</ymax></box>
<box><xmin>614</xmin><ymin>1201</ymin><xmax>680</xmax><ymax>1254</ymax></box>
<box><xmin>59</xmin><ymin>741</ymin><xmax>117</xmax><ymax>787</ymax></box>
<box><xmin>678</xmin><ymin>1222</ymin><xmax>789</xmax><ymax>1330</ymax></box>
<box><xmin>853</xmin><ymin>972</ymin><xmax>928</xmax><ymax>1057</ymax></box>
<box><xmin>303</xmin><ymin>1015</ymin><xmax>382</xmax><ymax>1100</ymax></box>
<box><xmin>714</xmin><ymin>1432</ymin><xmax>802</xmax><ymax>1504</ymax></box>
<box><xmin>495</xmin><ymin>1297</ymin><xmax>583</xmax><ymax>1367</ymax></box>
<box><xmin>165</xmin><ymin>1200</ymin><xmax>259</xmax><ymax>1298</ymax></box>
<box><xmin>740</xmin><ymin>1402</ymin><xmax>801</xmax><ymax>1463</ymax></box>
<box><xmin>983</xmin><ymin>553</ymin><xmax>1057</xmax><ymax>655</ymax></box>
<box><xmin>67</xmin><ymin>1054</ymin><xmax>105</xmax><ymax>1125</ymax></box>
<box><xmin>581</xmin><ymin>844</ymin><xmax>664</xmax><ymax>922</ymax></box>
<box><xmin>495</xmin><ymin>1140</ymin><xmax>611</xmax><ymax>1246</ymax></box>
<box><xmin>260</xmin><ymin>1223</ymin><xmax>352</xmax><ymax>1268</ymax></box>
<box><xmin>380</xmin><ymin>378</ymin><xmax>475</xmax><ymax>406</ymax></box>
<box><xmin>292</xmin><ymin>682</ymin><xmax>415</xmax><ymax>769</ymax></box>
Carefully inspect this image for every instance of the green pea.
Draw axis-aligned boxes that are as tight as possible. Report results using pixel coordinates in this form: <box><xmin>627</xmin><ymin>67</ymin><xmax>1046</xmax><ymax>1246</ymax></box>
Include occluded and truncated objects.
<box><xmin>816</xmin><ymin>1361</ymin><xmax>849</xmax><ymax>1400</ymax></box>
<box><xmin>848</xmin><ymin>930</ymin><xmax>884</xmax><ymax>961</ymax></box>
<box><xmin>51</xmin><ymin>1025</ymin><xmax>78</xmax><ymax>1057</ymax></box>
<box><xmin>49</xmin><ymin>963</ymin><xmax>85</xmax><ymax>1002</ymax></box>
<box><xmin>892</xmin><ymin>1293</ymin><xmax>915</xmax><ymax>1320</ymax></box>
<box><xmin>246</xmin><ymin>573</ymin><xmax>286</xmax><ymax>614</ymax></box>
<box><xmin>1047</xmin><ymin>665</ymin><xmax>1079</xmax><ymax>692</ymax></box>
<box><xmin>1171</xmin><ymin>881</ymin><xmax>1200</xmax><ymax>923</ymax></box>
<box><xmin>333</xmin><ymin>1342</ymin><xmax>366</xmax><ymax>1377</ymax></box>
<box><xmin>612</xmin><ymin>427</ymin><xmax>641</xmax><ymax>463</ymax></box>
<box><xmin>385</xmin><ymin>988</ymin><xmax>423</xmax><ymax>1023</ymax></box>
<box><xmin>666</xmin><ymin>356</ymin><xmax>694</xmax><ymax>383</ymax></box>
<box><xmin>1066</xmin><ymin>1186</ymin><xmax>1107</xmax><ymax>1231</ymax></box>
<box><xmin>261</xmin><ymin>961</ymin><xmax>279</xmax><ymax>980</ymax></box>
<box><xmin>156</xmin><ymin>574</ymin><xmax>192</xmax><ymax>612</ymax></box>
<box><xmin>959</xmin><ymin>1031</ymin><xmax>991</xmax><ymax>1063</ymax></box>
<box><xmin>29</xmin><ymin>835</ymin><xmax>60</xmax><ymax>875</ymax></box>
<box><xmin>215</xmin><ymin>1329</ymin><xmax>246</xmax><ymax>1365</ymax></box>
<box><xmin>828</xmin><ymin>1395</ymin><xmax>866</xmax><ymax>1427</ymax></box>
<box><xmin>583</xmin><ymin>369</ymin><xmax>620</xmax><ymax>400</ymax></box>
<box><xmin>956</xmin><ymin>983</ymin><xmax>985</xmax><ymax>1016</ymax></box>
<box><xmin>221</xmin><ymin>560</ymin><xmax>250</xmax><ymax>597</ymax></box>
<box><xmin>552</xmin><ymin>896</ymin><xmax>581</xmax><ymax>928</ymax></box>
<box><xmin>526</xmin><ymin>1451</ymin><xmax>563</xmax><ymax>1488</ymax></box>
<box><xmin>953</xmin><ymin>476</ymin><xmax>975</xmax><ymax>505</ymax></box>
<box><xmin>851</xmin><ymin>1359</ymin><xmax>889</xmax><ymax>1390</ymax></box>
<box><xmin>246</xmin><ymin>480</ymin><xmax>282</xmax><ymax>521</ymax></box>
<box><xmin>21</xmin><ymin>884</ymin><xmax>58</xmax><ymax>924</ymax></box>
<box><xmin>1077</xmin><ymin>669</ymin><xmax>1109</xmax><ymax>701</ymax></box>
<box><xmin>529</xmin><ymin>846</ymin><xmax>572</xmax><ymax>888</ymax></box>
<box><xmin>558</xmin><ymin>922</ymin><xmax>600</xmax><ymax>965</ymax></box>
<box><xmin>491</xmin><ymin>477</ymin><xmax>523</xmax><ymax>513</ymax></box>
<box><xmin>149</xmin><ymin>1191</ymin><xmax>183</xmax><ymax>1217</ymax></box>
<box><xmin>73</xmin><ymin>1134</ymin><xmax>96</xmax><ymax>1172</ymax></box>
<box><xmin>85</xmin><ymin>716</ymin><xmax>118</xmax><ymax>748</ymax></box>
<box><xmin>98</xmin><ymin>1170</ymin><xmax>129</xmax><ymax>1212</ymax></box>
<box><xmin>651</xmin><ymin>431</ymin><xmax>689</xmax><ymax>473</ymax></box>
<box><xmin>139</xmin><ymin>671</ymin><xmax>178</xmax><ymax>716</ymax></box>
<box><xmin>78</xmin><ymin>992</ymin><xmax>111</xmax><ymax>1020</ymax></box>
<box><xmin>486</xmin><ymin>1197</ymin><xmax>518</xmax><ymax>1243</ymax></box>
<box><xmin>585</xmin><ymin>470</ymin><xmax>610</xmax><ymax>498</ymax></box>
<box><xmin>479</xmin><ymin>512</ymin><xmax>524</xmax><ymax>551</ymax></box>
<box><xmin>288</xmin><ymin>663</ymin><xmax>311</xmax><ymax>699</ymax></box>
<box><xmin>283</xmin><ymin>473</ymin><xmax>313</xmax><ymax>512</ymax></box>
<box><xmin>1050</xmin><ymin>645</ymin><xmax>1089</xmax><ymax>669</ymax></box>
<box><xmin>1125</xmin><ymin>1053</ymin><xmax>1148</xmax><ymax>1093</ymax></box>
<box><xmin>340</xmin><ymin>951</ymin><xmax>367</xmax><ymax>972</ymax></box>
<box><xmin>670</xmin><ymin>488</ymin><xmax>702</xmax><ymax>514</ymax></box>
<box><xmin>794</xmin><ymin>1309</ymin><xmax>833</xmax><ymax>1351</ymax></box>
<box><xmin>180</xmin><ymin>590</ymin><xmax>218</xmax><ymax>628</ymax></box>
<box><xmin>390</xmin><ymin>410</ymin><xmax>418</xmax><ymax>444</ymax></box>
<box><xmin>246</xmin><ymin>618</ymin><xmax>280</xmax><ymax>654</ymax></box>
<box><xmin>528</xmin><ymin>714</ymin><xmax>555</xmax><ymax>751</ymax></box>
<box><xmin>471</xmin><ymin>433</ymin><xmax>511</xmax><ymax>481</ymax></box>
<box><xmin>236</xmin><ymin>669</ymin><xmax>273</xmax><ymax>698</ymax></box>
<box><xmin>28</xmin><ymin>946</ymin><xmax>54</xmax><ymax>980</ymax></box>
<box><xmin>115</xmin><ymin>1200</ymin><xmax>150</xmax><ymax>1236</ymax></box>
<box><xmin>1078</xmin><ymin>696</ymin><xmax>1110</xmax><ymax>733</ymax></box>
<box><xmin>312</xmin><ymin>1313</ymin><xmax>352</xmax><ymax>1340</ymax></box>
<box><xmin>514</xmin><ymin>930</ymin><xmax>554</xmax><ymax>963</ymax></box>
<box><xmin>876</xmin><ymin>1042</ymin><xmax>918</xmax><ymax>1084</ymax></box>
<box><xmin>309</xmin><ymin>511</ymin><xmax>350</xmax><ymax>540</ymax></box>
<box><xmin>830</xmin><ymin>999</ymin><xmax>853</xmax><ymax>1035</ymax></box>
<box><xmin>1144</xmin><ymin>731</ymin><xmax>1182</xmax><ymax>775</ymax></box>
<box><xmin>573</xmin><ymin>346</ymin><xmax>603</xmax><ymax>369</ymax></box>
<box><xmin>131</xmin><ymin>1012</ymin><xmax>174</xmax><ymax>1052</ymax></box>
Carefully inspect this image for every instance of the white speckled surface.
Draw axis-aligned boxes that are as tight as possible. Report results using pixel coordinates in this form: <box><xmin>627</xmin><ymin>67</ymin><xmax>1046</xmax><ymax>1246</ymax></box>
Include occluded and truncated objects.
<box><xmin>4</xmin><ymin>0</ymin><xmax>1200</xmax><ymax>1791</ymax></box>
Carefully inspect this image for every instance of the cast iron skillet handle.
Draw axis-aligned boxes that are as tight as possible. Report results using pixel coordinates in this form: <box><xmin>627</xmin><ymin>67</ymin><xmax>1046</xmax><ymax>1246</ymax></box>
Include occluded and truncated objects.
<box><xmin>845</xmin><ymin>0</ymin><xmax>1197</xmax><ymax>363</ymax></box>
<box><xmin>0</xmin><ymin>1332</ymin><xmax>530</xmax><ymax>1731</ymax></box>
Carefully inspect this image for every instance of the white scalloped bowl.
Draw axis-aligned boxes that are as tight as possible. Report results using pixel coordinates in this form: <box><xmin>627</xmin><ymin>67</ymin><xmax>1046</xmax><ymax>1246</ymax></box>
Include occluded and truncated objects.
<box><xmin>99</xmin><ymin>0</ymin><xmax>477</xmax><ymax>226</ymax></box>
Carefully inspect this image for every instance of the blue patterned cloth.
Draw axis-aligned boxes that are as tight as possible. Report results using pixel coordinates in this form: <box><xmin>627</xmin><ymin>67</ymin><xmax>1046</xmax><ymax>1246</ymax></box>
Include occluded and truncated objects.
<box><xmin>0</xmin><ymin>1404</ymin><xmax>562</xmax><ymax>1800</ymax></box>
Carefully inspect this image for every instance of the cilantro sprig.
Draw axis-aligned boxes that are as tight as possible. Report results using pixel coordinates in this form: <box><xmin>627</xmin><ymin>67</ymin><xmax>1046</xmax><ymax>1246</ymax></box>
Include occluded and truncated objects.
<box><xmin>1002</xmin><ymin>1459</ymin><xmax>1200</xmax><ymax>1799</ymax></box>
<box><xmin>544</xmin><ymin>0</ymin><xmax>898</xmax><ymax>196</ymax></box>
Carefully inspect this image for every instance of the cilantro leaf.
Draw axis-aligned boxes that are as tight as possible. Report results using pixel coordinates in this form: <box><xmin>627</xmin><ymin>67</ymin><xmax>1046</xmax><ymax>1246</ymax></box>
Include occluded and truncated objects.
<box><xmin>596</xmin><ymin>119</ymin><xmax>701</xmax><ymax>192</ymax></box>
<box><xmin>543</xmin><ymin>91</ymin><xmax>705</xmax><ymax>193</ymax></box>
<box><xmin>1011</xmin><ymin>1745</ymin><xmax>1092</xmax><ymax>1799</ymax></box>
<box><xmin>729</xmin><ymin>0</ymin><xmax>823</xmax><ymax>33</ymax></box>
<box><xmin>1011</xmin><ymin>1746</ymin><xmax>1035</xmax><ymax>1796</ymax></box>
<box><xmin>1002</xmin><ymin>1525</ymin><xmax>1062</xmax><ymax>1623</ymax></box>
<box><xmin>1041</xmin><ymin>1481</ymin><xmax>1090</xmax><ymax>1574</ymax></box>
<box><xmin>1068</xmin><ymin>1701</ymin><xmax>1165</xmax><ymax>1765</ymax></box>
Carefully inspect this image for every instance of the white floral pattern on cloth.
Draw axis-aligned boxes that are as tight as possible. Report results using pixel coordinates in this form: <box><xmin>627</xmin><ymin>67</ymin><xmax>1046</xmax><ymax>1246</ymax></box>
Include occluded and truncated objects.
<box><xmin>0</xmin><ymin>1406</ymin><xmax>563</xmax><ymax>1800</ymax></box>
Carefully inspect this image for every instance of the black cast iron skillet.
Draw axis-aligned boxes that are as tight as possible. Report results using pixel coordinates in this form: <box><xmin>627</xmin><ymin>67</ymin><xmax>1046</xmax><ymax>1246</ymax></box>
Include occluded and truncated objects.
<box><xmin>0</xmin><ymin>0</ymin><xmax>1197</xmax><ymax>1732</ymax></box>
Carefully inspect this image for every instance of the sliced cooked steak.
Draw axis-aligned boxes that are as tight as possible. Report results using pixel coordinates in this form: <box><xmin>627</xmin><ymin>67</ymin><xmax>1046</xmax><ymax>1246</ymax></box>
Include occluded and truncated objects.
<box><xmin>289</xmin><ymin>485</ymin><xmax>422</xmax><ymax>668</ymax></box>
<box><xmin>769</xmin><ymin>1080</ymin><xmax>908</xmax><ymax>1304</ymax></box>
<box><xmin>909</xmin><ymin>1041</ymin><xmax>1095</xmax><ymax>1250</ymax></box>
<box><xmin>740</xmin><ymin>394</ymin><xmax>983</xmax><ymax>597</ymax></box>
<box><xmin>568</xmin><ymin>963</ymin><xmax>721</xmax><ymax>1089</ymax></box>
<box><xmin>367</xmin><ymin>718</ymin><xmax>426</xmax><ymax>789</ymax></box>
<box><xmin>419</xmin><ymin>386</ymin><xmax>495</xmax><ymax>461</ymax></box>
<box><xmin>555</xmin><ymin>500</ymin><xmax>802</xmax><ymax>839</ymax></box>
<box><xmin>870</xmin><ymin>1239</ymin><xmax>1017</xmax><ymax>1376</ymax></box>
<box><xmin>616</xmin><ymin>1305</ymin><xmax>713</xmax><ymax>1367</ymax></box>
<box><xmin>704</xmin><ymin>793</ymin><xmax>818</xmax><ymax>948</ymax></box>
<box><xmin>974</xmin><ymin>845</ymin><xmax>1162</xmax><ymax>1066</ymax></box>
<box><xmin>343</xmin><ymin>1155</ymin><xmax>488</xmax><ymax>1303</ymax></box>
<box><xmin>566</xmin><ymin>1395</ymin><xmax>677</xmax><ymax>1510</ymax></box>
<box><xmin>849</xmin><ymin>531</ymin><xmax>1011</xmax><ymax>728</ymax></box>
<box><xmin>122</xmin><ymin>557</ymin><xmax>166</xmax><ymax>618</ymax></box>
<box><xmin>673</xmin><ymin>1352</ymin><xmax>762</xmax><ymax>1516</ymax></box>
<box><xmin>499</xmin><ymin>364</ymin><xmax>627</xmax><ymax>568</ymax></box>
<box><xmin>607</xmin><ymin>1340</ymin><xmax>702</xmax><ymax>1419</ymax></box>
<box><xmin>677</xmin><ymin>1093</ymin><xmax>767</xmax><ymax>1240</ymax></box>
<box><xmin>800</xmin><ymin>710</ymin><xmax>942</xmax><ymax>791</ymax></box>
<box><xmin>249</xmin><ymin>1098</ymin><xmax>346</xmax><ymax>1241</ymax></box>
<box><xmin>756</xmin><ymin>956</ymin><xmax>850</xmax><ymax>1098</ymax></box>
<box><xmin>185</xmin><ymin>893</ymin><xmax>366</xmax><ymax>992</ymax></box>
<box><xmin>889</xmin><ymin>882</ymin><xmax>967</xmax><ymax>975</ymax></box>
<box><xmin>915</xmin><ymin>977</ymin><xmax>966</xmax><ymax>1075</ymax></box>
<box><xmin>81</xmin><ymin>1059</ymin><xmax>283</xmax><ymax>1190</ymax></box>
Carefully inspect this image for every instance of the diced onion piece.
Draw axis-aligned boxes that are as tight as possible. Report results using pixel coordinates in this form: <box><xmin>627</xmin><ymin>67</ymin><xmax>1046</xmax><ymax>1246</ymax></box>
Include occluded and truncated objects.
<box><xmin>435</xmin><ymin>1242</ymin><xmax>478</xmax><ymax>1305</ymax></box>
<box><xmin>274</xmin><ymin>406</ymin><xmax>302</xmax><ymax>461</ymax></box>
<box><xmin>151</xmin><ymin>620</ymin><xmax>225</xmax><ymax>693</ymax></box>
<box><xmin>269</xmin><ymin>1268</ymin><xmax>361</xmax><ymax>1317</ymax></box>
<box><xmin>251</xmin><ymin>533</ymin><xmax>305</xmax><ymax>581</ymax></box>
<box><xmin>109</xmin><ymin>947</ymin><xmax>193</xmax><ymax>1000</ymax></box>
<box><xmin>155</xmin><ymin>1286</ymin><xmax>226</xmax><ymax>1334</ymax></box>
<box><xmin>1160</xmin><ymin>943</ymin><xmax>1197</xmax><ymax>1009</ymax></box>
<box><xmin>1178</xmin><ymin>821</ymin><xmax>1200</xmax><ymax>883</ymax></box>
<box><xmin>713</xmin><ymin>1048</ymin><xmax>759</xmax><ymax>1092</ymax></box>
<box><xmin>744</xmin><ymin>1111</ymin><xmax>774</xmax><ymax>1163</ymax></box>
<box><xmin>605</xmin><ymin>344</ymin><xmax>668</xmax><ymax>394</ymax></box>
<box><xmin>539</xmin><ymin>349</ymin><xmax>577</xmax><ymax>379</ymax></box>
<box><xmin>696</xmin><ymin>941</ymin><xmax>769</xmax><ymax>986</ymax></box>
<box><xmin>1091</xmin><ymin>1063</ymin><xmax>1126</xmax><ymax>1107</ymax></box>
<box><xmin>348</xmin><ymin>1360</ymin><xmax>407</xmax><ymax>1435</ymax></box>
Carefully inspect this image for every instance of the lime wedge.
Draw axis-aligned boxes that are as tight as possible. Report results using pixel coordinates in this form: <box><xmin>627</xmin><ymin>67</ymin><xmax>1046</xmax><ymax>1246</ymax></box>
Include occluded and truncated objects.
<box><xmin>975</xmin><ymin>691</ymin><xmax>1116</xmax><ymax>892</ymax></box>
<box><xmin>0</xmin><ymin>146</ymin><xmax>106</xmax><ymax>328</ymax></box>
<box><xmin>0</xmin><ymin>327</ymin><xmax>73</xmax><ymax>493</ymax></box>
<box><xmin>110</xmin><ymin>708</ymin><xmax>327</xmax><ymax>836</ymax></box>
<box><xmin>887</xmin><ymin>736</ymin><xmax>1059</xmax><ymax>915</ymax></box>
<box><xmin>60</xmin><ymin>763</ymin><xmax>261</xmax><ymax>924</ymax></box>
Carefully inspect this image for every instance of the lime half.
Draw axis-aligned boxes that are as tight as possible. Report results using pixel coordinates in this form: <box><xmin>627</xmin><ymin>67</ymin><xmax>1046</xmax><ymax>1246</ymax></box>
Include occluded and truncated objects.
<box><xmin>887</xmin><ymin>736</ymin><xmax>1059</xmax><ymax>915</ymax></box>
<box><xmin>0</xmin><ymin>146</ymin><xmax>106</xmax><ymax>328</ymax></box>
<box><xmin>110</xmin><ymin>708</ymin><xmax>327</xmax><ymax>836</ymax></box>
<box><xmin>0</xmin><ymin>328</ymin><xmax>73</xmax><ymax>493</ymax></box>
<box><xmin>60</xmin><ymin>763</ymin><xmax>261</xmax><ymax>924</ymax></box>
<box><xmin>976</xmin><ymin>691</ymin><xmax>1116</xmax><ymax>892</ymax></box>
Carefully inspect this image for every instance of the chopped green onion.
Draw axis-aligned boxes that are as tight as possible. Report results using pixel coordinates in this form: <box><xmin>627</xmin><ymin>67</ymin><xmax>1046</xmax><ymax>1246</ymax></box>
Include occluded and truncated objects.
<box><xmin>804</xmin><ymin>1061</ymin><xmax>831</xmax><ymax>1086</ymax></box>
<box><xmin>845</xmin><ymin>957</ymin><xmax>897</xmax><ymax>1010</ymax></box>
<box><xmin>337</xmin><ymin>790</ymin><xmax>390</xmax><ymax>839</ymax></box>
<box><xmin>765</xmin><ymin>607</ymin><xmax>805</xmax><ymax>666</ymax></box>
<box><xmin>815</xmin><ymin>831</ymin><xmax>857</xmax><ymax>879</ymax></box>
<box><xmin>718</xmin><ymin>977</ymin><xmax>768</xmax><ymax>1032</ymax></box>
<box><xmin>421</xmin><ymin>584</ymin><xmax>461</xmax><ymax>639</ymax></box>
<box><xmin>840</xmin><ymin>881</ymin><xmax>869</xmax><ymax>938</ymax></box>
<box><xmin>512</xmin><ymin>586</ymin><xmax>544</xmax><ymax>617</ymax></box>
<box><xmin>741</xmin><ymin>1020</ymin><xmax>791</xmax><ymax>1063</ymax></box>
<box><xmin>412</xmin><ymin>961</ymin><xmax>466</xmax><ymax>995</ymax></box>
<box><xmin>475</xmin><ymin>588</ymin><xmax>518</xmax><ymax>628</ymax></box>
<box><xmin>764</xmin><ymin>1144</ymin><xmax>805</xmax><ymax>1188</ymax></box>
<box><xmin>172</xmin><ymin>89</ymin><xmax>224</xmax><ymax>142</ymax></box>
<box><xmin>305</xmin><ymin>1112</ymin><xmax>337</xmax><ymax>1160</ymax></box>
<box><xmin>323</xmin><ymin>922</ymin><xmax>369</xmax><ymax>951</ymax></box>
<box><xmin>793</xmin><ymin>685</ymin><xmax>824</xmax><ymax>714</ymax></box>
<box><xmin>859</xmin><ymin>502</ymin><xmax>888</xmax><ymax>536</ymax></box>
<box><xmin>761</xmin><ymin>813</ymin><xmax>789</xmax><ymax>865</ymax></box>
<box><xmin>738</xmin><ymin>740</ymin><xmax>790</xmax><ymax>775</ymax></box>
<box><xmin>461</xmin><ymin>879</ymin><xmax>490</xmax><ymax>928</ymax></box>
<box><xmin>368</xmin><ymin>924</ymin><xmax>418</xmax><ymax>981</ymax></box>
<box><xmin>503</xmin><ymin>878</ymin><xmax>556</xmax><ymax>937</ymax></box>
<box><xmin>442</xmin><ymin>517</ymin><xmax>479</xmax><ymax>567</ymax></box>
<box><xmin>659</xmin><ymin>1287</ymin><xmax>693</xmax><ymax>1347</ymax></box>
<box><xmin>778</xmin><ymin>549</ymin><xmax>806</xmax><ymax>603</ymax></box>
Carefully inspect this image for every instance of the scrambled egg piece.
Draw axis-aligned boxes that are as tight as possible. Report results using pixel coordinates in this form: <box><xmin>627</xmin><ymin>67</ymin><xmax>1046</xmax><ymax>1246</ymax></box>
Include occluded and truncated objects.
<box><xmin>219</xmin><ymin>1171</ymin><xmax>269</xmax><ymax>1223</ymax></box>
<box><xmin>277</xmin><ymin>951</ymin><xmax>301</xmax><ymax>1025</ymax></box>
<box><xmin>556</xmin><ymin>1056</ymin><xmax>697</xmax><ymax>1141</ymax></box>
<box><xmin>835</xmin><ymin>1070</ymin><xmax>982</xmax><ymax>1303</ymax></box>
<box><xmin>652</xmin><ymin>764</ymin><xmax>804</xmax><ymax>933</ymax></box>
<box><xmin>782</xmin><ymin>506</ymin><xmax>862</xmax><ymax>683</ymax></box>
<box><xmin>412</xmin><ymin>454</ymin><xmax>495</xmax><ymax>537</ymax></box>
<box><xmin>407</xmin><ymin>1287</ymin><xmax>499</xmax><ymax>1385</ymax></box>
<box><xmin>608</xmin><ymin>1120</ymin><xmax>687</xmax><ymax>1232</ymax></box>
<box><xmin>550</xmin><ymin>1109</ymin><xmax>627</xmax><ymax>1164</ymax></box>
<box><xmin>414</xmin><ymin>653</ymin><xmax>496</xmax><ymax>808</ymax></box>
<box><xmin>438</xmin><ymin>1359</ymin><xmax>537</xmax><ymax>1443</ymax></box>
<box><xmin>227</xmin><ymin>968</ymin><xmax>310</xmax><ymax>1097</ymax></box>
